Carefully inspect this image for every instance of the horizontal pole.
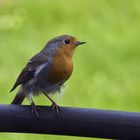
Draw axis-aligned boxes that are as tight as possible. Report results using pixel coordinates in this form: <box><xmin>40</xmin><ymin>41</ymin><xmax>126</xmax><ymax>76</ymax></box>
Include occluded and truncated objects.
<box><xmin>0</xmin><ymin>105</ymin><xmax>140</xmax><ymax>139</ymax></box>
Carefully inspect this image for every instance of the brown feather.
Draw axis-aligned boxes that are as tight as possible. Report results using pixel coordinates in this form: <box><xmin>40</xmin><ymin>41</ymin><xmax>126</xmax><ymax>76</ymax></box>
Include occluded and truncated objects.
<box><xmin>10</xmin><ymin>53</ymin><xmax>48</xmax><ymax>92</ymax></box>
<box><xmin>47</xmin><ymin>44</ymin><xmax>74</xmax><ymax>84</ymax></box>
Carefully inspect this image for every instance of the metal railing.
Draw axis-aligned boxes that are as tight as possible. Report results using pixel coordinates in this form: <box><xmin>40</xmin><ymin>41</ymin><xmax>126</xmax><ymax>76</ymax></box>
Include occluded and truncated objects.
<box><xmin>0</xmin><ymin>105</ymin><xmax>140</xmax><ymax>139</ymax></box>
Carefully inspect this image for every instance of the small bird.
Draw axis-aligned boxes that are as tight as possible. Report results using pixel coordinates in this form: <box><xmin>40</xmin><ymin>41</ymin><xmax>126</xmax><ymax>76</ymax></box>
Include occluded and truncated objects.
<box><xmin>10</xmin><ymin>35</ymin><xmax>86</xmax><ymax>117</ymax></box>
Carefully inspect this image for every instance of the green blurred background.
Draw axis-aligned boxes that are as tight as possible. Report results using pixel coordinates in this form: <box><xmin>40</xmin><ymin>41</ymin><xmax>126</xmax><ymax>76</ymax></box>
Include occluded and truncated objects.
<box><xmin>0</xmin><ymin>0</ymin><xmax>140</xmax><ymax>139</ymax></box>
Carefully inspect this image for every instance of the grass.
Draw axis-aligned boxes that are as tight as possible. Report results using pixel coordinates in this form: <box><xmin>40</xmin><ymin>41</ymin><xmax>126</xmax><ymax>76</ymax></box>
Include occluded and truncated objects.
<box><xmin>0</xmin><ymin>0</ymin><xmax>140</xmax><ymax>139</ymax></box>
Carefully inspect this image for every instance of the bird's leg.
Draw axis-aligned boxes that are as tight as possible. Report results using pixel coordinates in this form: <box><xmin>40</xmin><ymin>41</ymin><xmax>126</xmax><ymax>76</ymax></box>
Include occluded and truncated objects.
<box><xmin>43</xmin><ymin>92</ymin><xmax>60</xmax><ymax>115</ymax></box>
<box><xmin>27</xmin><ymin>92</ymin><xmax>39</xmax><ymax>118</ymax></box>
<box><xmin>31</xmin><ymin>101</ymin><xmax>39</xmax><ymax>118</ymax></box>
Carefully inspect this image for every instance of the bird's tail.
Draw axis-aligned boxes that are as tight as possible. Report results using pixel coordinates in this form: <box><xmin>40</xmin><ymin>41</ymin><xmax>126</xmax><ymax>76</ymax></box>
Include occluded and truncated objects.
<box><xmin>11</xmin><ymin>88</ymin><xmax>26</xmax><ymax>105</ymax></box>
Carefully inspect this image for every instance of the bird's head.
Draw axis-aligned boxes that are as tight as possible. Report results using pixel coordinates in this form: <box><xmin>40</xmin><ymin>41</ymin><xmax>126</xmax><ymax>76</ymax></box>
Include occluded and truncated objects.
<box><xmin>42</xmin><ymin>35</ymin><xmax>86</xmax><ymax>57</ymax></box>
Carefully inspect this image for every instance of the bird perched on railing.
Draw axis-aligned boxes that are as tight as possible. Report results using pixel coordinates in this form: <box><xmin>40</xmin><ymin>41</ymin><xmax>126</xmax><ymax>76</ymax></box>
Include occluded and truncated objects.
<box><xmin>10</xmin><ymin>35</ymin><xmax>86</xmax><ymax>117</ymax></box>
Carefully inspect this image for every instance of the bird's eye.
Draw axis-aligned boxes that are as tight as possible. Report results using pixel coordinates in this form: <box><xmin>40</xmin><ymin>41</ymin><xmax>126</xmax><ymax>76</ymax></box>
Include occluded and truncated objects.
<box><xmin>64</xmin><ymin>39</ymin><xmax>70</xmax><ymax>44</ymax></box>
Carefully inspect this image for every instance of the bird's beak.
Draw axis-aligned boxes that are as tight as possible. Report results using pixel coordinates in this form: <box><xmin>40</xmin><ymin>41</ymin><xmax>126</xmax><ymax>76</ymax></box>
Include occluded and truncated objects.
<box><xmin>76</xmin><ymin>41</ymin><xmax>87</xmax><ymax>46</ymax></box>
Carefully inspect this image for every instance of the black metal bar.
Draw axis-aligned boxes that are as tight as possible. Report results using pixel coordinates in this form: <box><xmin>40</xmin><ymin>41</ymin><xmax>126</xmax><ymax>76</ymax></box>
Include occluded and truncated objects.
<box><xmin>0</xmin><ymin>105</ymin><xmax>140</xmax><ymax>139</ymax></box>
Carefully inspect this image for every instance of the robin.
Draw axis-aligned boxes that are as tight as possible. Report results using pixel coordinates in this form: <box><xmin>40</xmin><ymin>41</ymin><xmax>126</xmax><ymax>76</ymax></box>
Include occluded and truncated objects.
<box><xmin>10</xmin><ymin>35</ymin><xmax>86</xmax><ymax>117</ymax></box>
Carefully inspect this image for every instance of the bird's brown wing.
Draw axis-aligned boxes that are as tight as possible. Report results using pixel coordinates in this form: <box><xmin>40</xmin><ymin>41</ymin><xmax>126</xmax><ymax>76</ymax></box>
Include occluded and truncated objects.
<box><xmin>10</xmin><ymin>53</ymin><xmax>47</xmax><ymax>92</ymax></box>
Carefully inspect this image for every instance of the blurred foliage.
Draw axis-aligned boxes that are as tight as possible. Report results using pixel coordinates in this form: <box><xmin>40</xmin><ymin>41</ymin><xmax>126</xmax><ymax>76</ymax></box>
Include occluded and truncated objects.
<box><xmin>0</xmin><ymin>0</ymin><xmax>140</xmax><ymax>139</ymax></box>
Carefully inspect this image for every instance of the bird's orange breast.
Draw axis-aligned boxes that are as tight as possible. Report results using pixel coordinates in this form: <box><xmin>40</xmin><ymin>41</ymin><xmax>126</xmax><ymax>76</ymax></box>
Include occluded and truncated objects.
<box><xmin>47</xmin><ymin>45</ymin><xmax>73</xmax><ymax>84</ymax></box>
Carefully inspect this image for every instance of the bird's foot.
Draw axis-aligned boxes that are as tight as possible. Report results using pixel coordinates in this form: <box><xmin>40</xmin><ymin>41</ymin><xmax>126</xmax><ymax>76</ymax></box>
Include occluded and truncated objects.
<box><xmin>31</xmin><ymin>102</ymin><xmax>40</xmax><ymax>118</ymax></box>
<box><xmin>51</xmin><ymin>102</ymin><xmax>60</xmax><ymax>115</ymax></box>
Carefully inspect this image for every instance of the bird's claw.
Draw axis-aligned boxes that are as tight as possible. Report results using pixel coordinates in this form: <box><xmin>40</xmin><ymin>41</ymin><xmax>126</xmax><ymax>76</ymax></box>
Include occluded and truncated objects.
<box><xmin>51</xmin><ymin>102</ymin><xmax>60</xmax><ymax>115</ymax></box>
<box><xmin>31</xmin><ymin>103</ymin><xmax>40</xmax><ymax>118</ymax></box>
